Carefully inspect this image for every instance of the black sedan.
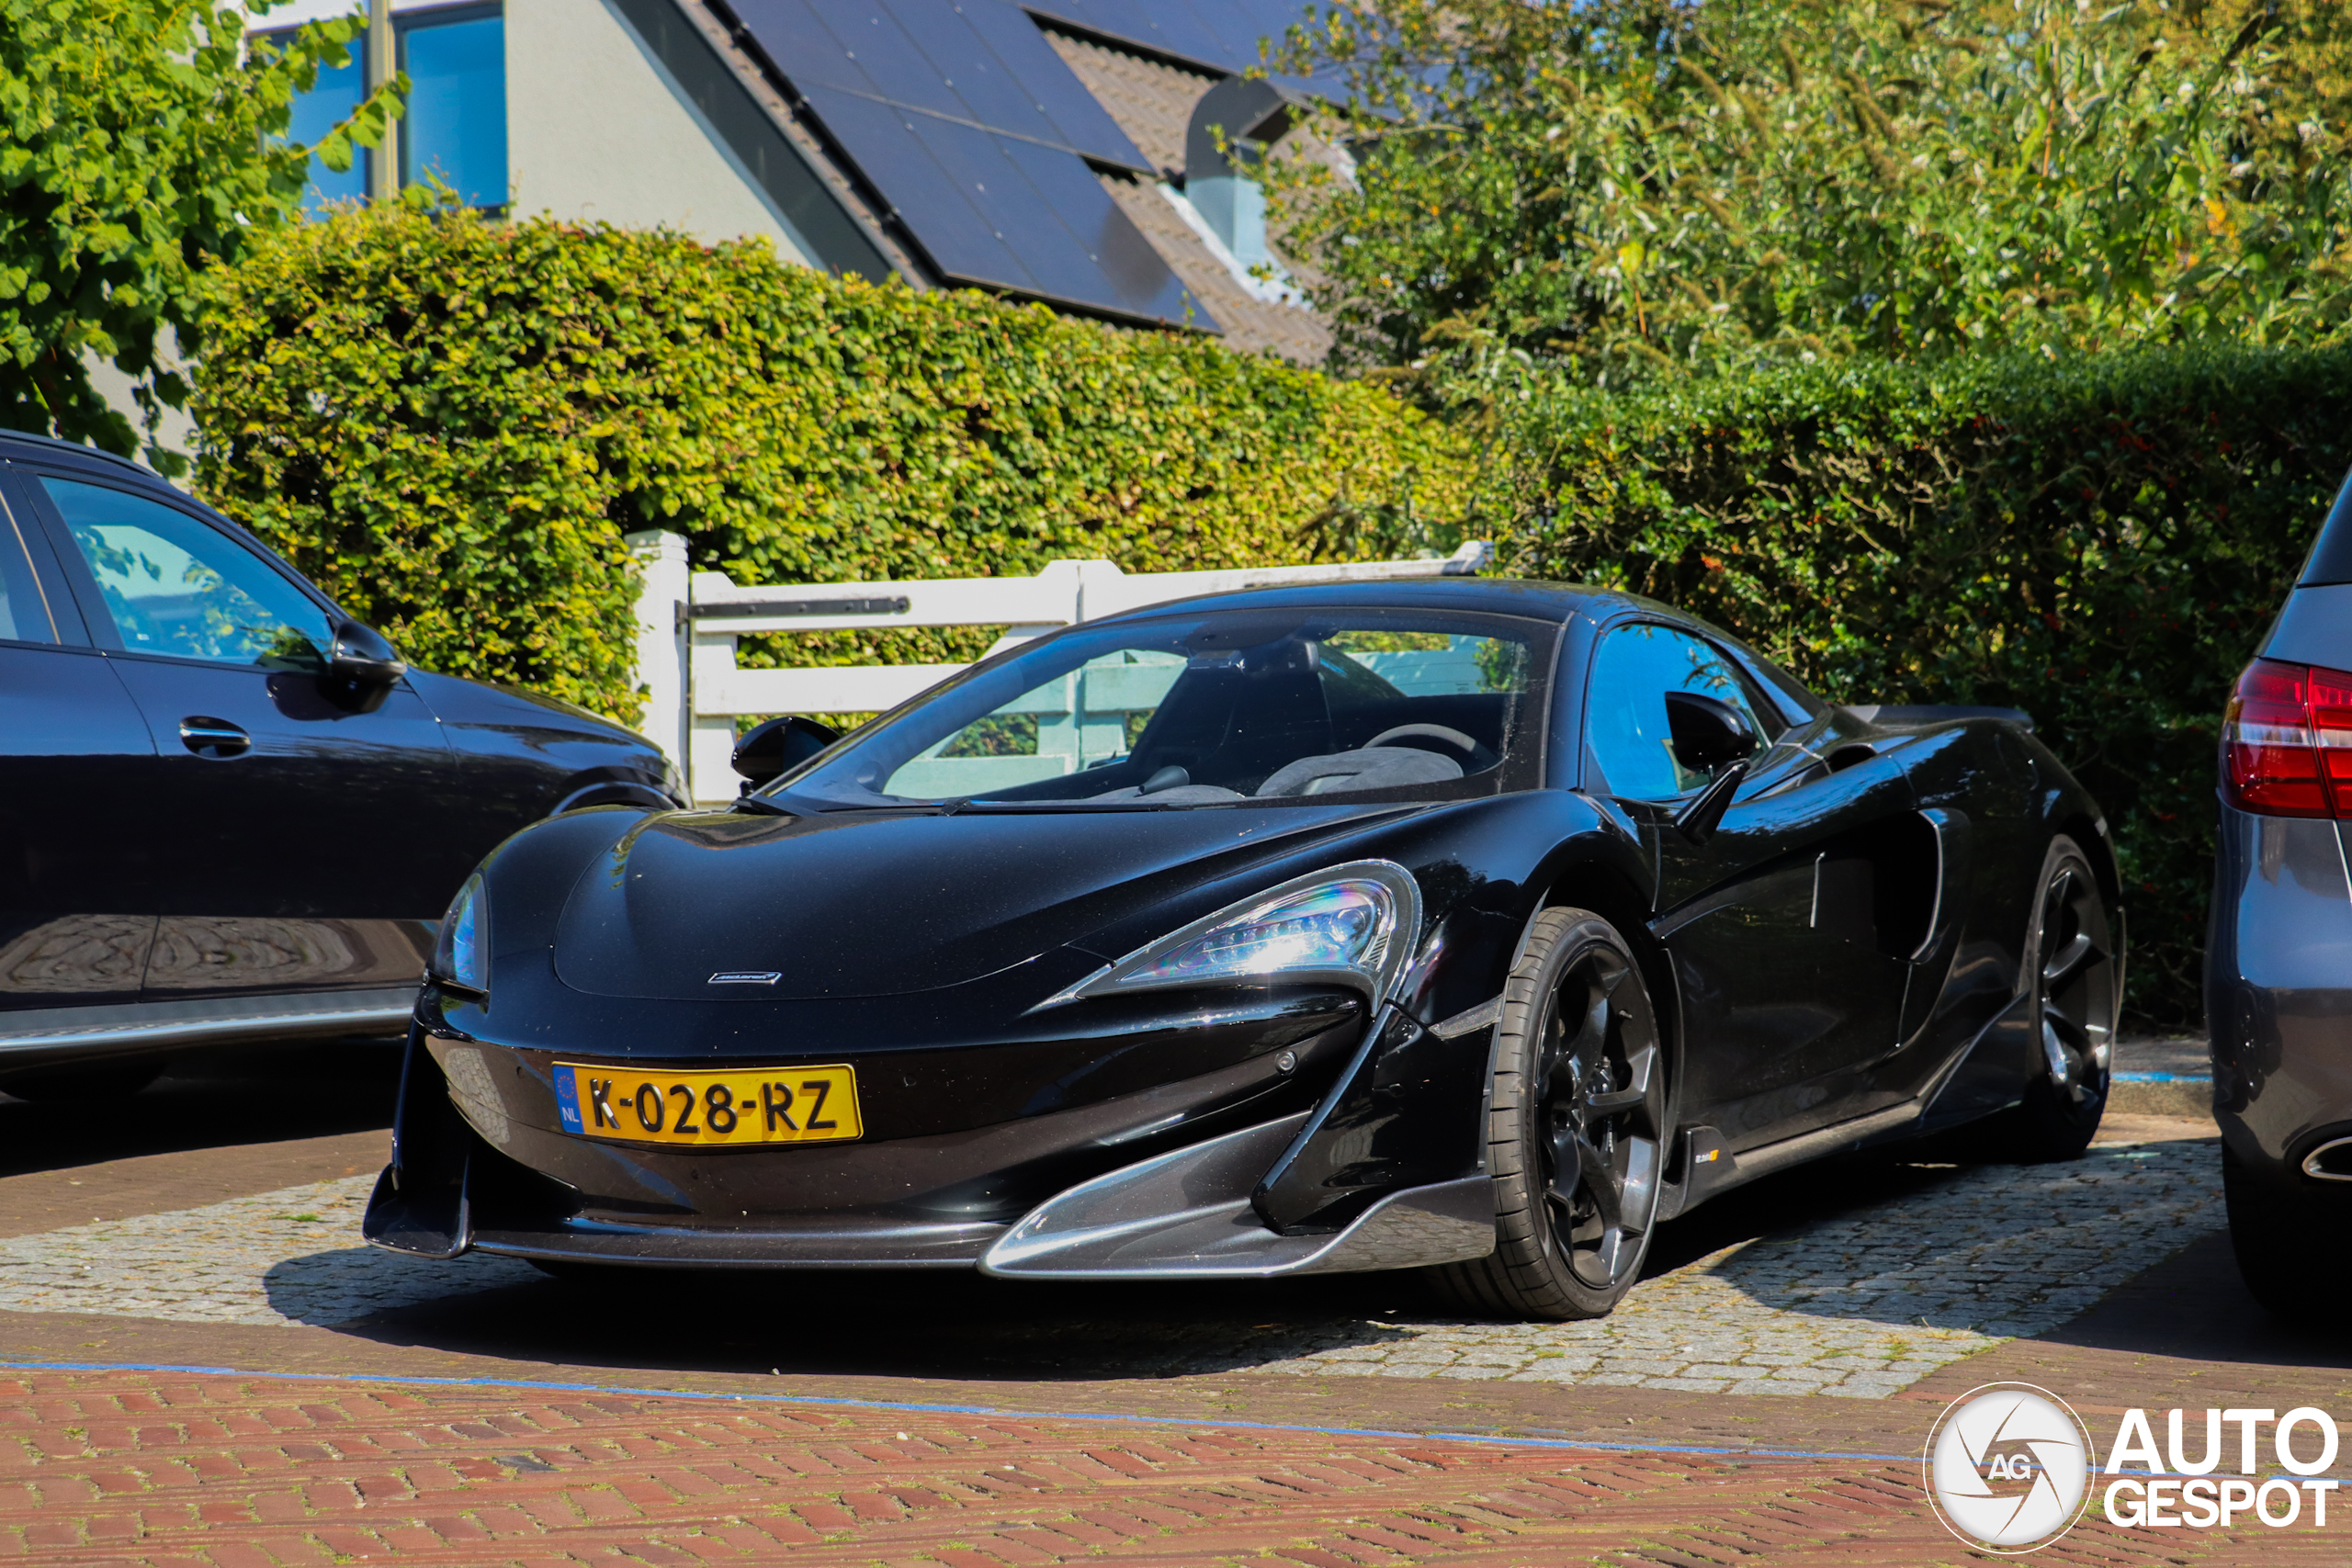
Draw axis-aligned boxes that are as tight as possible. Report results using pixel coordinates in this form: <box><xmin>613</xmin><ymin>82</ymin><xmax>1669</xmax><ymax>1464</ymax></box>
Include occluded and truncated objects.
<box><xmin>368</xmin><ymin>580</ymin><xmax>2119</xmax><ymax>1320</ymax></box>
<box><xmin>0</xmin><ymin>431</ymin><xmax>679</xmax><ymax>1097</ymax></box>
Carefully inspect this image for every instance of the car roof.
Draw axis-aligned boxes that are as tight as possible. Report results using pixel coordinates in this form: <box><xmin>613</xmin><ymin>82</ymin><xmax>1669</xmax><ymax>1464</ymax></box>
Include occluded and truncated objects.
<box><xmin>1096</xmin><ymin>576</ymin><xmax>1645</xmax><ymax>626</ymax></box>
<box><xmin>0</xmin><ymin>428</ymin><xmax>156</xmax><ymax>479</ymax></box>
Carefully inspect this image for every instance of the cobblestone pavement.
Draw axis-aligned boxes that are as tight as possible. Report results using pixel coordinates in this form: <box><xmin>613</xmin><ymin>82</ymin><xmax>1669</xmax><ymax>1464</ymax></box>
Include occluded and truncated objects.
<box><xmin>0</xmin><ymin>1142</ymin><xmax>2218</xmax><ymax>1400</ymax></box>
<box><xmin>0</xmin><ymin>1178</ymin><xmax>539</xmax><ymax>1329</ymax></box>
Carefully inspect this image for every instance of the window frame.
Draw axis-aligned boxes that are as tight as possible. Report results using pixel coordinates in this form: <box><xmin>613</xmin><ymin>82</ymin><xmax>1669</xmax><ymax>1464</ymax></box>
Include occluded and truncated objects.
<box><xmin>13</xmin><ymin>468</ymin><xmax>351</xmax><ymax>671</ymax></box>
<box><xmin>0</xmin><ymin>470</ymin><xmax>81</xmax><ymax>649</ymax></box>
<box><xmin>395</xmin><ymin>1</ymin><xmax>508</xmax><ymax>212</ymax></box>
<box><xmin>253</xmin><ymin>1</ymin><xmax>507</xmax><ymax>214</ymax></box>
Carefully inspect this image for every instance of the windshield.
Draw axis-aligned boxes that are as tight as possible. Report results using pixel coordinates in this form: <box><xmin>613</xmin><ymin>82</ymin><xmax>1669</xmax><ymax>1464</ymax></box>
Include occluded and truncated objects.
<box><xmin>766</xmin><ymin>607</ymin><xmax>1557</xmax><ymax>810</ymax></box>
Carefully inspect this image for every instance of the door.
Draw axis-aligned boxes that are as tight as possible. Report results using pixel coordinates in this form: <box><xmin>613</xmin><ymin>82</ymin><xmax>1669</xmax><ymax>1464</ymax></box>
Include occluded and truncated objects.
<box><xmin>1581</xmin><ymin>623</ymin><xmax>1919</xmax><ymax>1147</ymax></box>
<box><xmin>24</xmin><ymin>471</ymin><xmax>469</xmax><ymax>999</ymax></box>
<box><xmin>0</xmin><ymin>475</ymin><xmax>157</xmax><ymax>1011</ymax></box>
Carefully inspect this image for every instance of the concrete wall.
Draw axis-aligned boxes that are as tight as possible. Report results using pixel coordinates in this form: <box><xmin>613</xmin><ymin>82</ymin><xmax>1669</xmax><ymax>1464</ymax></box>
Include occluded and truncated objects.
<box><xmin>503</xmin><ymin>0</ymin><xmax>814</xmax><ymax>261</ymax></box>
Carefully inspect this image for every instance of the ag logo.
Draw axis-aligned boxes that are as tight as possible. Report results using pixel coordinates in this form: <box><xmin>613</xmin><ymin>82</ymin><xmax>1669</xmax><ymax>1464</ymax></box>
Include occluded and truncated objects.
<box><xmin>1925</xmin><ymin>1382</ymin><xmax>2096</xmax><ymax>1552</ymax></box>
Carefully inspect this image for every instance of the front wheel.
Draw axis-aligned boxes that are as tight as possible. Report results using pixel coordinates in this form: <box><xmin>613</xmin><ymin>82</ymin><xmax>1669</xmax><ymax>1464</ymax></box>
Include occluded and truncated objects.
<box><xmin>1430</xmin><ymin>907</ymin><xmax>1670</xmax><ymax>1321</ymax></box>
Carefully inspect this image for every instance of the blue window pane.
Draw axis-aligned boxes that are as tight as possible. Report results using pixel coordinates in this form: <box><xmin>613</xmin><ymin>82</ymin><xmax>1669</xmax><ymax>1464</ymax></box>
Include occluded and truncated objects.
<box><xmin>274</xmin><ymin>37</ymin><xmax>368</xmax><ymax>216</ymax></box>
<box><xmin>401</xmin><ymin>14</ymin><xmax>506</xmax><ymax>208</ymax></box>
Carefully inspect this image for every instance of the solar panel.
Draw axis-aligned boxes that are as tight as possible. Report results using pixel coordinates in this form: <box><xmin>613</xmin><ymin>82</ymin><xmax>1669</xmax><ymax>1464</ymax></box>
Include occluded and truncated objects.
<box><xmin>730</xmin><ymin>0</ymin><xmax>1217</xmax><ymax>328</ymax></box>
<box><xmin>796</xmin><ymin>83</ymin><xmax>1042</xmax><ymax>293</ymax></box>
<box><xmin>729</xmin><ymin>0</ymin><xmax>877</xmax><ymax>96</ymax></box>
<box><xmin>989</xmin><ymin>134</ymin><xmax>1200</xmax><ymax>321</ymax></box>
<box><xmin>795</xmin><ymin>81</ymin><xmax>1210</xmax><ymax>325</ymax></box>
<box><xmin>1019</xmin><ymin>0</ymin><xmax>1314</xmax><ymax>74</ymax></box>
<box><xmin>953</xmin><ymin>0</ymin><xmax>1154</xmax><ymax>172</ymax></box>
<box><xmin>735</xmin><ymin>0</ymin><xmax>1148</xmax><ymax>169</ymax></box>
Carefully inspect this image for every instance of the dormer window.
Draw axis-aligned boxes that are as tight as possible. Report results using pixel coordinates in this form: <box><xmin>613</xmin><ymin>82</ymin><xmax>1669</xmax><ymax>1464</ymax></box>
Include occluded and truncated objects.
<box><xmin>1179</xmin><ymin>75</ymin><xmax>1306</xmax><ymax>299</ymax></box>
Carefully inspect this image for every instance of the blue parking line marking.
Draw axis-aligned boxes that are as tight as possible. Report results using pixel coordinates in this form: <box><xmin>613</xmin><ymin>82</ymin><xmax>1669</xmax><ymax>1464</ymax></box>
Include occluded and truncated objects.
<box><xmin>0</xmin><ymin>1359</ymin><xmax>1917</xmax><ymax>1465</ymax></box>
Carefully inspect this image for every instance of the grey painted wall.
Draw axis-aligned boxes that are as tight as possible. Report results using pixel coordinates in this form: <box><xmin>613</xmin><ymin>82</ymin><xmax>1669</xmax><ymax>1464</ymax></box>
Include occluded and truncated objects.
<box><xmin>505</xmin><ymin>0</ymin><xmax>816</xmax><ymax>260</ymax></box>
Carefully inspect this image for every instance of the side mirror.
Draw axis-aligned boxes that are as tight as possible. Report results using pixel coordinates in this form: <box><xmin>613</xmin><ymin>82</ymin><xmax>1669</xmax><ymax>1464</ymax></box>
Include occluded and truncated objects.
<box><xmin>322</xmin><ymin>619</ymin><xmax>407</xmax><ymax>713</ymax></box>
<box><xmin>731</xmin><ymin>715</ymin><xmax>842</xmax><ymax>791</ymax></box>
<box><xmin>329</xmin><ymin>619</ymin><xmax>407</xmax><ymax>685</ymax></box>
<box><xmin>1664</xmin><ymin>691</ymin><xmax>1758</xmax><ymax>773</ymax></box>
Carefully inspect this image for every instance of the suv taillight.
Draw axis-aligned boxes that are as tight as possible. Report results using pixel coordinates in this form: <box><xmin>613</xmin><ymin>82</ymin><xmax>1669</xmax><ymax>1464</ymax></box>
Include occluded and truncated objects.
<box><xmin>2223</xmin><ymin>658</ymin><xmax>2352</xmax><ymax>817</ymax></box>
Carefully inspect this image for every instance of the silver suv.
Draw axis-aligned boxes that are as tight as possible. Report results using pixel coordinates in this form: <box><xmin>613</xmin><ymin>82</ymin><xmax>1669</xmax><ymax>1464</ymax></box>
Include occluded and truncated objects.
<box><xmin>2213</xmin><ymin>471</ymin><xmax>2352</xmax><ymax>1316</ymax></box>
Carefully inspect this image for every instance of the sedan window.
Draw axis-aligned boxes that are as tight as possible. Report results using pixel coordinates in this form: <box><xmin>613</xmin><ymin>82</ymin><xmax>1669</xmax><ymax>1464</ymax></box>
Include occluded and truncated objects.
<box><xmin>41</xmin><ymin>479</ymin><xmax>334</xmax><ymax>670</ymax></box>
<box><xmin>775</xmin><ymin>609</ymin><xmax>1554</xmax><ymax>809</ymax></box>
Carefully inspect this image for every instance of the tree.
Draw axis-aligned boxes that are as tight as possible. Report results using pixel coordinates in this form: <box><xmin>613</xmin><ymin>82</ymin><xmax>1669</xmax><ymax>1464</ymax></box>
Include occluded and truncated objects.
<box><xmin>0</xmin><ymin>0</ymin><xmax>399</xmax><ymax>470</ymax></box>
<box><xmin>1273</xmin><ymin>0</ymin><xmax>2352</xmax><ymax>384</ymax></box>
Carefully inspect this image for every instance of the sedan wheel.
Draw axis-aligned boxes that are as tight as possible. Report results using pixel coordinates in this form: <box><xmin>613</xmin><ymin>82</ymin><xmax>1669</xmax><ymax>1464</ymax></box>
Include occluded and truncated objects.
<box><xmin>1432</xmin><ymin>907</ymin><xmax>1668</xmax><ymax>1321</ymax></box>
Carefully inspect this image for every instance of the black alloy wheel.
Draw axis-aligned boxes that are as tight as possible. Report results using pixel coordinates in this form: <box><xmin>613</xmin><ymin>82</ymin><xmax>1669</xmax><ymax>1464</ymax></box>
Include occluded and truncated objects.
<box><xmin>1979</xmin><ymin>835</ymin><xmax>2119</xmax><ymax>1163</ymax></box>
<box><xmin>1432</xmin><ymin>907</ymin><xmax>1670</xmax><ymax>1321</ymax></box>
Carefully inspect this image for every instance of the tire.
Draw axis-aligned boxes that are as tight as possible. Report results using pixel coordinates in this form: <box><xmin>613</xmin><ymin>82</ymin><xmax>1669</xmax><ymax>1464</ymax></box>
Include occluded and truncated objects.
<box><xmin>1430</xmin><ymin>907</ymin><xmax>1670</xmax><ymax>1321</ymax></box>
<box><xmin>1963</xmin><ymin>835</ymin><xmax>2119</xmax><ymax>1164</ymax></box>
<box><xmin>2223</xmin><ymin>1141</ymin><xmax>2352</xmax><ymax>1321</ymax></box>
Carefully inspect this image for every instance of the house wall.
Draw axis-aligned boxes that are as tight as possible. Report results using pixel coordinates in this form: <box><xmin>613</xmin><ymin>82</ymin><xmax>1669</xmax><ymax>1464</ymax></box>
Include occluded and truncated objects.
<box><xmin>503</xmin><ymin>0</ymin><xmax>815</xmax><ymax>261</ymax></box>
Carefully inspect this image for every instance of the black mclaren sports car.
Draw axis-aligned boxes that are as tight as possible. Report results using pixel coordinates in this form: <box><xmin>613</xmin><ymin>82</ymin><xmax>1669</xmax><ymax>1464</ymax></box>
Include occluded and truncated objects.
<box><xmin>367</xmin><ymin>580</ymin><xmax>2120</xmax><ymax>1320</ymax></box>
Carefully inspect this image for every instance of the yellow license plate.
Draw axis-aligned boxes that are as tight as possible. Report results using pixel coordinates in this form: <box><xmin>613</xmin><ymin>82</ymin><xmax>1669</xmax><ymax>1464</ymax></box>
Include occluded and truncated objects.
<box><xmin>553</xmin><ymin>1062</ymin><xmax>862</xmax><ymax>1146</ymax></box>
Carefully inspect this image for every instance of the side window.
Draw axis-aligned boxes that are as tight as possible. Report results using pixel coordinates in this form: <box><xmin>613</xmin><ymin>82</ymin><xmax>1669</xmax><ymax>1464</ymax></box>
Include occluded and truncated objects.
<box><xmin>40</xmin><ymin>478</ymin><xmax>334</xmax><ymax>671</ymax></box>
<box><xmin>1584</xmin><ymin>624</ymin><xmax>1776</xmax><ymax>800</ymax></box>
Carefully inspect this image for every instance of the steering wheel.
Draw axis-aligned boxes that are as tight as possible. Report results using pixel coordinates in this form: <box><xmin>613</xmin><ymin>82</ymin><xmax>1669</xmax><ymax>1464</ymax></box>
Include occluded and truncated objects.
<box><xmin>1365</xmin><ymin>723</ymin><xmax>1498</xmax><ymax>772</ymax></box>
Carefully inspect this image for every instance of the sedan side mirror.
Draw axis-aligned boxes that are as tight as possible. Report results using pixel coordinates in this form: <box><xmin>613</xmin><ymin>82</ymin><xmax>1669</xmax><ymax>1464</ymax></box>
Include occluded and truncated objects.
<box><xmin>732</xmin><ymin>715</ymin><xmax>842</xmax><ymax>791</ymax></box>
<box><xmin>1665</xmin><ymin>691</ymin><xmax>1758</xmax><ymax>773</ymax></box>
<box><xmin>330</xmin><ymin>619</ymin><xmax>407</xmax><ymax>684</ymax></box>
<box><xmin>322</xmin><ymin>619</ymin><xmax>407</xmax><ymax>713</ymax></box>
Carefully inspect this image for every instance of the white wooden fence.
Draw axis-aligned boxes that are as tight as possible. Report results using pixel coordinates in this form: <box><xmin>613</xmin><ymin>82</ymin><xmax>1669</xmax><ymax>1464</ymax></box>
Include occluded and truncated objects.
<box><xmin>624</xmin><ymin>530</ymin><xmax>1494</xmax><ymax>805</ymax></box>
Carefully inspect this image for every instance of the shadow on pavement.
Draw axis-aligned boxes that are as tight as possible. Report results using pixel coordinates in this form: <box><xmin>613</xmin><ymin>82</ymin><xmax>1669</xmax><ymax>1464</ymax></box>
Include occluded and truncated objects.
<box><xmin>311</xmin><ymin>1257</ymin><xmax>1436</xmax><ymax>1382</ymax></box>
<box><xmin>2026</xmin><ymin>1228</ymin><xmax>2352</xmax><ymax>1371</ymax></box>
<box><xmin>0</xmin><ymin>1036</ymin><xmax>402</xmax><ymax>1179</ymax></box>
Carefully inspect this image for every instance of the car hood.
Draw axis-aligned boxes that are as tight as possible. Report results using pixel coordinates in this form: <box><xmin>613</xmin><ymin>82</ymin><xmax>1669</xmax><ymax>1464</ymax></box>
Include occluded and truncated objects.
<box><xmin>551</xmin><ymin>804</ymin><xmax>1411</xmax><ymax>1001</ymax></box>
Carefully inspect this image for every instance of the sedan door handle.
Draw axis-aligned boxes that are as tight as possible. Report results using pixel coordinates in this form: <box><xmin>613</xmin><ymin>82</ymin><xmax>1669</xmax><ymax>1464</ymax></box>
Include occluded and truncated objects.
<box><xmin>179</xmin><ymin>716</ymin><xmax>250</xmax><ymax>759</ymax></box>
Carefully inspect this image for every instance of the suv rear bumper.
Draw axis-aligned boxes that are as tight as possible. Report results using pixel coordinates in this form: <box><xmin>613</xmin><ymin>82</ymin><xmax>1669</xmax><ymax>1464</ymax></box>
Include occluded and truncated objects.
<box><xmin>2208</xmin><ymin>801</ymin><xmax>2352</xmax><ymax>1178</ymax></box>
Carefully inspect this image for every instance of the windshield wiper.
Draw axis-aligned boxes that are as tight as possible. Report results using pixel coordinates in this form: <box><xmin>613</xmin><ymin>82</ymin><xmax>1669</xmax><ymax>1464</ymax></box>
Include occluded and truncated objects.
<box><xmin>729</xmin><ymin>795</ymin><xmax>797</xmax><ymax>817</ymax></box>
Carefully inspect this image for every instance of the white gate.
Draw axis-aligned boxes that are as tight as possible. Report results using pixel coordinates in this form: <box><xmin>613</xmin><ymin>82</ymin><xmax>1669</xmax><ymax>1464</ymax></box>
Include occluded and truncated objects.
<box><xmin>624</xmin><ymin>530</ymin><xmax>1492</xmax><ymax>805</ymax></box>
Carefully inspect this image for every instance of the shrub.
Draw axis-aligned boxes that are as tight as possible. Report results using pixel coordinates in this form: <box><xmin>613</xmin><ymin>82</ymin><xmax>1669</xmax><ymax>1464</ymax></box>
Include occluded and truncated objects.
<box><xmin>1493</xmin><ymin>343</ymin><xmax>2352</xmax><ymax>1027</ymax></box>
<box><xmin>193</xmin><ymin>205</ymin><xmax>1482</xmax><ymax>716</ymax></box>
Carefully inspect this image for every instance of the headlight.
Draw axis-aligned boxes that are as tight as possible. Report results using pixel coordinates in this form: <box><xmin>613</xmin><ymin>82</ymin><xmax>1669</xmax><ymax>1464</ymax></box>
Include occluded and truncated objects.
<box><xmin>1037</xmin><ymin>860</ymin><xmax>1421</xmax><ymax>1010</ymax></box>
<box><xmin>431</xmin><ymin>873</ymin><xmax>488</xmax><ymax>993</ymax></box>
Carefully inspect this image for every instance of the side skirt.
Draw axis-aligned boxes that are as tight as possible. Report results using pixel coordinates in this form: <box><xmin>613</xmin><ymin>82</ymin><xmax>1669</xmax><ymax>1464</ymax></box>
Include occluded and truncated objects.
<box><xmin>0</xmin><ymin>986</ymin><xmax>416</xmax><ymax>1068</ymax></box>
<box><xmin>1655</xmin><ymin>1100</ymin><xmax>1924</xmax><ymax>1221</ymax></box>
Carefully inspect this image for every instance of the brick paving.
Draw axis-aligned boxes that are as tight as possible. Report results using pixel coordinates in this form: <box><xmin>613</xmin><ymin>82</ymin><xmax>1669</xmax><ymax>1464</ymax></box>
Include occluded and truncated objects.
<box><xmin>1</xmin><ymin>1364</ymin><xmax>2343</xmax><ymax>1566</ymax></box>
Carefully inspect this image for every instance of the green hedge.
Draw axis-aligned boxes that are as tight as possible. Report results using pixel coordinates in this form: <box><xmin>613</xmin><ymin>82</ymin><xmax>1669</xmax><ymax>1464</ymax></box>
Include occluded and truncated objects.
<box><xmin>1495</xmin><ymin>344</ymin><xmax>2352</xmax><ymax>1028</ymax></box>
<box><xmin>193</xmin><ymin>205</ymin><xmax>1480</xmax><ymax>716</ymax></box>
